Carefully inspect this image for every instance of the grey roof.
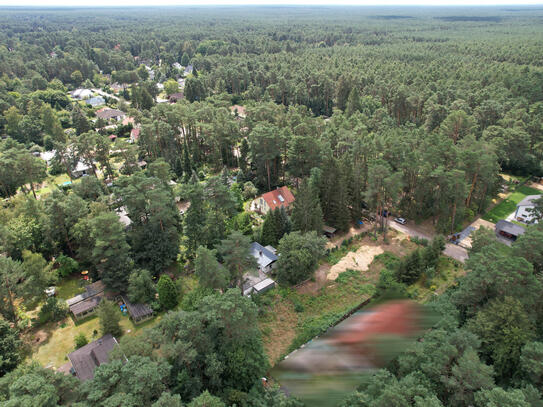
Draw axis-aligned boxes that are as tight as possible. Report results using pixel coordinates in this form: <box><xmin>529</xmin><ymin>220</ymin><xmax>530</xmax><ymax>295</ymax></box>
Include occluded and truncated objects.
<box><xmin>495</xmin><ymin>220</ymin><xmax>526</xmax><ymax>236</ymax></box>
<box><xmin>121</xmin><ymin>296</ymin><xmax>153</xmax><ymax>320</ymax></box>
<box><xmin>250</xmin><ymin>242</ymin><xmax>278</xmax><ymax>270</ymax></box>
<box><xmin>323</xmin><ymin>225</ymin><xmax>337</xmax><ymax>234</ymax></box>
<box><xmin>517</xmin><ymin>195</ymin><xmax>542</xmax><ymax>207</ymax></box>
<box><xmin>96</xmin><ymin>109</ymin><xmax>125</xmax><ymax>120</ymax></box>
<box><xmin>67</xmin><ymin>334</ymin><xmax>118</xmax><ymax>381</ymax></box>
<box><xmin>66</xmin><ymin>281</ymin><xmax>105</xmax><ymax>307</ymax></box>
<box><xmin>69</xmin><ymin>294</ymin><xmax>103</xmax><ymax>316</ymax></box>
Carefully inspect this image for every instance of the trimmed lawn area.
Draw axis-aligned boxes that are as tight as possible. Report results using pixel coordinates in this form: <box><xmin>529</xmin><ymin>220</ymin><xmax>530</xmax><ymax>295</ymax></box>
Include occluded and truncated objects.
<box><xmin>56</xmin><ymin>276</ymin><xmax>87</xmax><ymax>300</ymax></box>
<box><xmin>30</xmin><ymin>310</ymin><xmax>162</xmax><ymax>370</ymax></box>
<box><xmin>483</xmin><ymin>185</ymin><xmax>541</xmax><ymax>223</ymax></box>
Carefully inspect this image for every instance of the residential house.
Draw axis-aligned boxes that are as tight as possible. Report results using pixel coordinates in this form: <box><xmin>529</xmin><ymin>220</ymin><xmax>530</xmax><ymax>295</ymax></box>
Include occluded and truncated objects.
<box><xmin>130</xmin><ymin>127</ymin><xmax>140</xmax><ymax>143</ymax></box>
<box><xmin>514</xmin><ymin>195</ymin><xmax>541</xmax><ymax>224</ymax></box>
<box><xmin>86</xmin><ymin>96</ymin><xmax>105</xmax><ymax>107</ymax></box>
<box><xmin>251</xmin><ymin>186</ymin><xmax>295</xmax><ymax>214</ymax></box>
<box><xmin>67</xmin><ymin>334</ymin><xmax>119</xmax><ymax>381</ymax></box>
<box><xmin>71</xmin><ymin>88</ymin><xmax>93</xmax><ymax>100</ymax></box>
<box><xmin>116</xmin><ymin>207</ymin><xmax>132</xmax><ymax>228</ymax></box>
<box><xmin>172</xmin><ymin>62</ymin><xmax>183</xmax><ymax>70</ymax></box>
<box><xmin>242</xmin><ymin>242</ymin><xmax>278</xmax><ymax>296</ymax></box>
<box><xmin>495</xmin><ymin>220</ymin><xmax>525</xmax><ymax>244</ymax></box>
<box><xmin>250</xmin><ymin>242</ymin><xmax>278</xmax><ymax>273</ymax></box>
<box><xmin>184</xmin><ymin>65</ymin><xmax>194</xmax><ymax>75</ymax></box>
<box><xmin>72</xmin><ymin>161</ymin><xmax>92</xmax><ymax>178</ymax></box>
<box><xmin>169</xmin><ymin>92</ymin><xmax>184</xmax><ymax>103</ymax></box>
<box><xmin>66</xmin><ymin>280</ymin><xmax>105</xmax><ymax>320</ymax></box>
<box><xmin>96</xmin><ymin>108</ymin><xmax>126</xmax><ymax>122</ymax></box>
<box><xmin>230</xmin><ymin>105</ymin><xmax>246</xmax><ymax>119</ymax></box>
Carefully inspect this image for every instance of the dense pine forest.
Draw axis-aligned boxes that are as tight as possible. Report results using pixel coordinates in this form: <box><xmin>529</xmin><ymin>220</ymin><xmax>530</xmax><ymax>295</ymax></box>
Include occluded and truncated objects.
<box><xmin>0</xmin><ymin>6</ymin><xmax>543</xmax><ymax>407</ymax></box>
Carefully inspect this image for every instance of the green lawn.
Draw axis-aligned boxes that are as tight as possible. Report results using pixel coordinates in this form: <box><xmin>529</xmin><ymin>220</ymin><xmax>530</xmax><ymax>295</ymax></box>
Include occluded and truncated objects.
<box><xmin>483</xmin><ymin>185</ymin><xmax>541</xmax><ymax>223</ymax></box>
<box><xmin>56</xmin><ymin>276</ymin><xmax>87</xmax><ymax>300</ymax></box>
<box><xmin>31</xmin><ymin>310</ymin><xmax>162</xmax><ymax>369</ymax></box>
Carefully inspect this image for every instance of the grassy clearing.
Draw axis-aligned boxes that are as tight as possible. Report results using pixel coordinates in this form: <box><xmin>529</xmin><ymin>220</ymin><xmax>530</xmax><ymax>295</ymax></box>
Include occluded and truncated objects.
<box><xmin>483</xmin><ymin>185</ymin><xmax>541</xmax><ymax>223</ymax></box>
<box><xmin>29</xmin><ymin>272</ymin><xmax>195</xmax><ymax>370</ymax></box>
<box><xmin>55</xmin><ymin>276</ymin><xmax>87</xmax><ymax>300</ymax></box>
<box><xmin>407</xmin><ymin>256</ymin><xmax>465</xmax><ymax>303</ymax></box>
<box><xmin>258</xmin><ymin>257</ymin><xmax>381</xmax><ymax>365</ymax></box>
<box><xmin>30</xmin><ymin>310</ymin><xmax>162</xmax><ymax>369</ymax></box>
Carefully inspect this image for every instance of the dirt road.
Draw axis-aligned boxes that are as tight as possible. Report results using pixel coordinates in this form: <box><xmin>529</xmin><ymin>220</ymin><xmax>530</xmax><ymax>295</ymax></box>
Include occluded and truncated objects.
<box><xmin>389</xmin><ymin>220</ymin><xmax>469</xmax><ymax>263</ymax></box>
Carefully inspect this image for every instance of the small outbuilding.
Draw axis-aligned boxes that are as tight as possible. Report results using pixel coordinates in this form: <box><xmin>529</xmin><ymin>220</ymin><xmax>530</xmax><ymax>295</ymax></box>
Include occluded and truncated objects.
<box><xmin>323</xmin><ymin>225</ymin><xmax>337</xmax><ymax>238</ymax></box>
<box><xmin>495</xmin><ymin>220</ymin><xmax>525</xmax><ymax>243</ymax></box>
<box><xmin>121</xmin><ymin>296</ymin><xmax>153</xmax><ymax>324</ymax></box>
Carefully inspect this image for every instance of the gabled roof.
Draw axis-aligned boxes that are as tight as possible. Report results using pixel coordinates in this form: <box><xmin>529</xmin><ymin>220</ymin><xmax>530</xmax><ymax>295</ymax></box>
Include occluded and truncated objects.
<box><xmin>250</xmin><ymin>242</ymin><xmax>278</xmax><ymax>269</ymax></box>
<box><xmin>258</xmin><ymin>186</ymin><xmax>295</xmax><ymax>211</ymax></box>
<box><xmin>96</xmin><ymin>108</ymin><xmax>125</xmax><ymax>120</ymax></box>
<box><xmin>517</xmin><ymin>195</ymin><xmax>542</xmax><ymax>207</ymax></box>
<box><xmin>67</xmin><ymin>334</ymin><xmax>118</xmax><ymax>381</ymax></box>
<box><xmin>121</xmin><ymin>296</ymin><xmax>153</xmax><ymax>320</ymax></box>
<box><xmin>66</xmin><ymin>280</ymin><xmax>105</xmax><ymax>306</ymax></box>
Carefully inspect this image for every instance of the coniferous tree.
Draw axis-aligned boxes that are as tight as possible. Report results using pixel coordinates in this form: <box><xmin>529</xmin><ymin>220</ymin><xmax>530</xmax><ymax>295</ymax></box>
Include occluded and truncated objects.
<box><xmin>157</xmin><ymin>275</ymin><xmax>178</xmax><ymax>310</ymax></box>
<box><xmin>291</xmin><ymin>179</ymin><xmax>324</xmax><ymax>234</ymax></box>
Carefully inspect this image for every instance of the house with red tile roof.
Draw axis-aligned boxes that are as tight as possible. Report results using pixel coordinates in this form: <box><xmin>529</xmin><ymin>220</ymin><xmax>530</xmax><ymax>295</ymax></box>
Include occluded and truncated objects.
<box><xmin>251</xmin><ymin>186</ymin><xmax>295</xmax><ymax>214</ymax></box>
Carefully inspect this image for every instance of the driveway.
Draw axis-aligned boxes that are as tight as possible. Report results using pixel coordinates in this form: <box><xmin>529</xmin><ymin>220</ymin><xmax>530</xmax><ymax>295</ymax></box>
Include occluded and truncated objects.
<box><xmin>389</xmin><ymin>220</ymin><xmax>469</xmax><ymax>263</ymax></box>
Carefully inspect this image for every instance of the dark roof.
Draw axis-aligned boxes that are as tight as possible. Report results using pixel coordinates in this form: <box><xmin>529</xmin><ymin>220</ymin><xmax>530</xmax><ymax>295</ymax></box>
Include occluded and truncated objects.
<box><xmin>169</xmin><ymin>92</ymin><xmax>184</xmax><ymax>102</ymax></box>
<box><xmin>495</xmin><ymin>220</ymin><xmax>526</xmax><ymax>236</ymax></box>
<box><xmin>121</xmin><ymin>296</ymin><xmax>153</xmax><ymax>320</ymax></box>
<box><xmin>66</xmin><ymin>280</ymin><xmax>105</xmax><ymax>307</ymax></box>
<box><xmin>250</xmin><ymin>242</ymin><xmax>278</xmax><ymax>269</ymax></box>
<box><xmin>96</xmin><ymin>109</ymin><xmax>125</xmax><ymax>120</ymax></box>
<box><xmin>69</xmin><ymin>294</ymin><xmax>103</xmax><ymax>316</ymax></box>
<box><xmin>67</xmin><ymin>334</ymin><xmax>118</xmax><ymax>381</ymax></box>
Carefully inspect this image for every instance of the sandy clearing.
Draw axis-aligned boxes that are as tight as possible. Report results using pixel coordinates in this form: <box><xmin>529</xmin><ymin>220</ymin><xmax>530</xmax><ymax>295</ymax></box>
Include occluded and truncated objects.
<box><xmin>327</xmin><ymin>245</ymin><xmax>384</xmax><ymax>281</ymax></box>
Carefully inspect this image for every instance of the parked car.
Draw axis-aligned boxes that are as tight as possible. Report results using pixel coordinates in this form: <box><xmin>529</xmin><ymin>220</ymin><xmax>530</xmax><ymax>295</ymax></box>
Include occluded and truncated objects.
<box><xmin>45</xmin><ymin>286</ymin><xmax>56</xmax><ymax>297</ymax></box>
<box><xmin>394</xmin><ymin>217</ymin><xmax>407</xmax><ymax>225</ymax></box>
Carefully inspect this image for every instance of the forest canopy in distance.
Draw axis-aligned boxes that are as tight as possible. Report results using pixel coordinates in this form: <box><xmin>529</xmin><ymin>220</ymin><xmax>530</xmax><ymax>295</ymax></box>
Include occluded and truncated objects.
<box><xmin>1</xmin><ymin>5</ymin><xmax>543</xmax><ymax>407</ymax></box>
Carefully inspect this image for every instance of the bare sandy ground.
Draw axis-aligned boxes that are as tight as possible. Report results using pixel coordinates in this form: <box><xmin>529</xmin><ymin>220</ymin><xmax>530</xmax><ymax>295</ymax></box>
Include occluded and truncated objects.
<box><xmin>327</xmin><ymin>245</ymin><xmax>384</xmax><ymax>281</ymax></box>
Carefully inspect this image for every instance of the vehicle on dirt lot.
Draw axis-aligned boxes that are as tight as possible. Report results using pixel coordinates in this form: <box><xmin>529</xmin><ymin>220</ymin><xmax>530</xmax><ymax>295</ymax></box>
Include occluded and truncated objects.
<box><xmin>394</xmin><ymin>217</ymin><xmax>407</xmax><ymax>225</ymax></box>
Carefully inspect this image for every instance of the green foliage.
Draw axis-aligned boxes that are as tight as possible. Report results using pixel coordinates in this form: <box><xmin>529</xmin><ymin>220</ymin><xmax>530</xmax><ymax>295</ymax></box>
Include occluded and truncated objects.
<box><xmin>78</xmin><ymin>356</ymin><xmax>171</xmax><ymax>406</ymax></box>
<box><xmin>38</xmin><ymin>297</ymin><xmax>68</xmax><ymax>325</ymax></box>
<box><xmin>74</xmin><ymin>333</ymin><xmax>88</xmax><ymax>349</ymax></box>
<box><xmin>187</xmin><ymin>391</ymin><xmax>225</xmax><ymax>407</ymax></box>
<box><xmin>276</xmin><ymin>231</ymin><xmax>327</xmax><ymax>285</ymax></box>
<box><xmin>0</xmin><ymin>320</ymin><xmax>21</xmax><ymax>377</ymax></box>
<box><xmin>97</xmin><ymin>300</ymin><xmax>122</xmax><ymax>338</ymax></box>
<box><xmin>128</xmin><ymin>269</ymin><xmax>157</xmax><ymax>304</ymax></box>
<box><xmin>157</xmin><ymin>275</ymin><xmax>178</xmax><ymax>310</ymax></box>
<box><xmin>154</xmin><ymin>289</ymin><xmax>268</xmax><ymax>400</ymax></box>
<box><xmin>218</xmin><ymin>231</ymin><xmax>257</xmax><ymax>290</ymax></box>
<box><xmin>194</xmin><ymin>246</ymin><xmax>228</xmax><ymax>291</ymax></box>
<box><xmin>55</xmin><ymin>254</ymin><xmax>79</xmax><ymax>278</ymax></box>
<box><xmin>467</xmin><ymin>296</ymin><xmax>535</xmax><ymax>381</ymax></box>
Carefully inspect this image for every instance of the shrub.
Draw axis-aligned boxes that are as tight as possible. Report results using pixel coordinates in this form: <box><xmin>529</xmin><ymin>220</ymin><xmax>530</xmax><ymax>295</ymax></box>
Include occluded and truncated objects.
<box><xmin>293</xmin><ymin>301</ymin><xmax>305</xmax><ymax>313</ymax></box>
<box><xmin>157</xmin><ymin>275</ymin><xmax>179</xmax><ymax>310</ymax></box>
<box><xmin>74</xmin><ymin>333</ymin><xmax>88</xmax><ymax>349</ymax></box>
<box><xmin>97</xmin><ymin>300</ymin><xmax>122</xmax><ymax>337</ymax></box>
<box><xmin>38</xmin><ymin>297</ymin><xmax>68</xmax><ymax>325</ymax></box>
<box><xmin>56</xmin><ymin>254</ymin><xmax>79</xmax><ymax>278</ymax></box>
